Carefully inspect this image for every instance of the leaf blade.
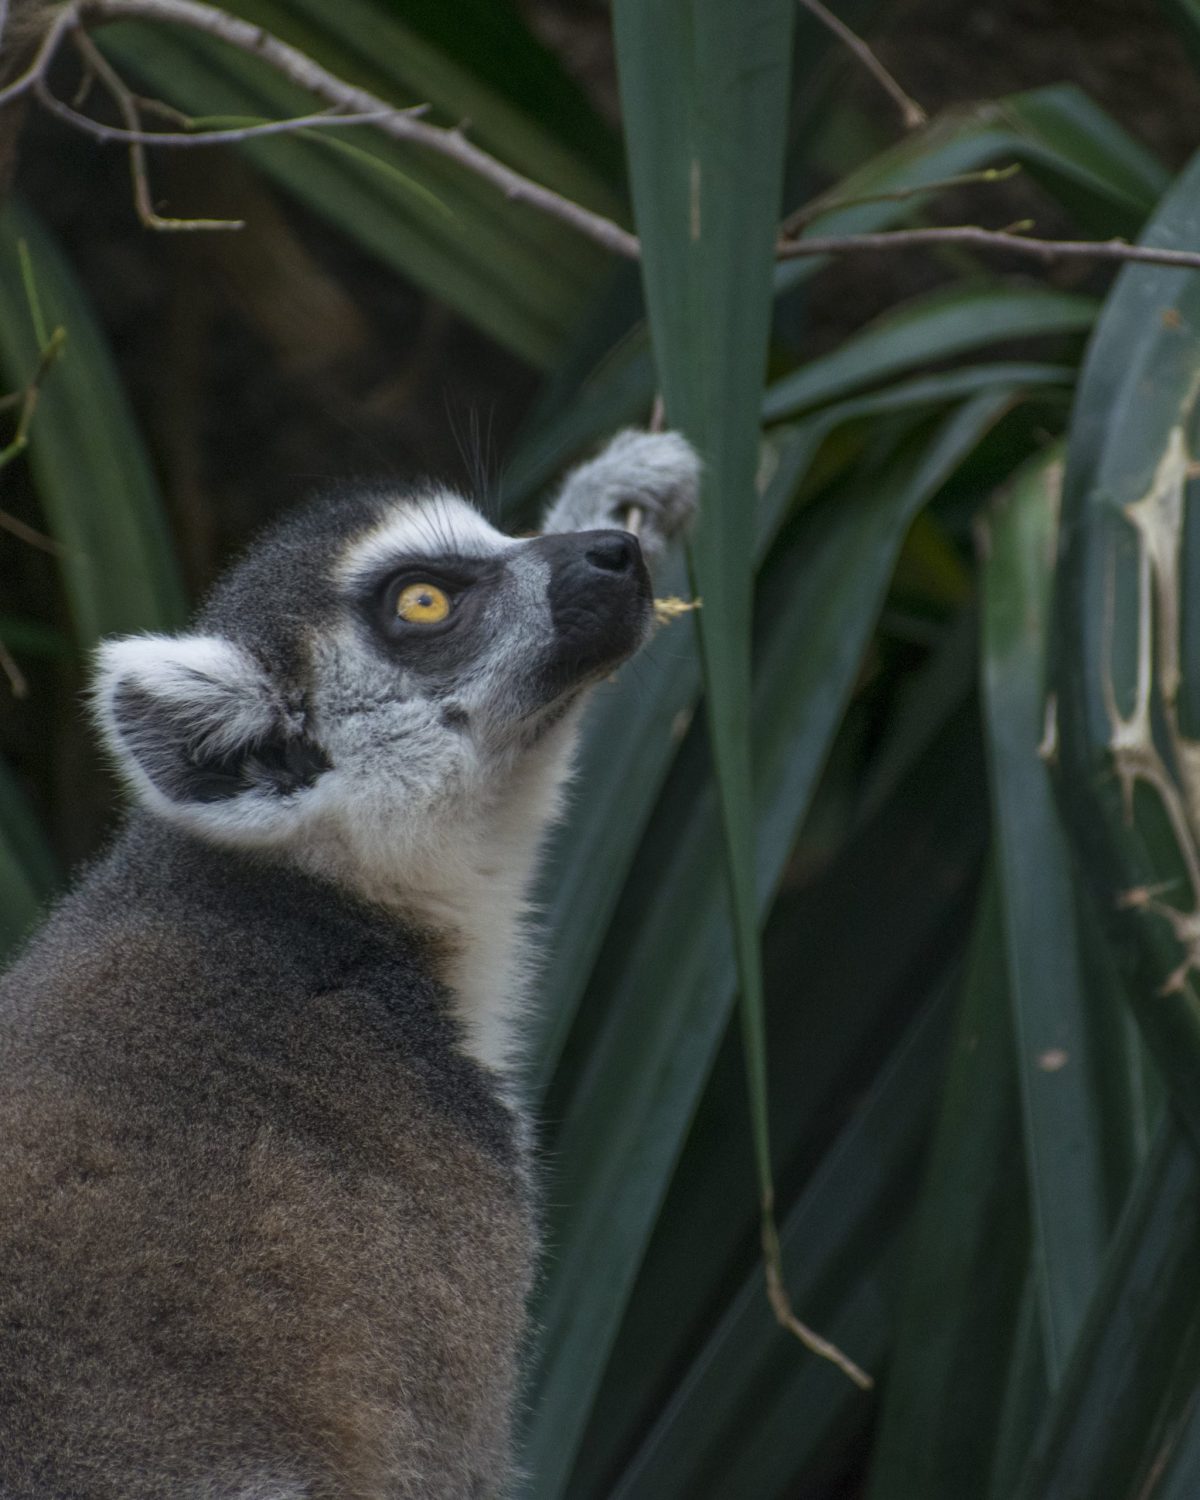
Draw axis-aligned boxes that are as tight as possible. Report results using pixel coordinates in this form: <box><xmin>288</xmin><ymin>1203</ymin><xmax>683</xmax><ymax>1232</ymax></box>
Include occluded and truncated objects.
<box><xmin>0</xmin><ymin>201</ymin><xmax>186</xmax><ymax>643</ymax></box>
<box><xmin>521</xmin><ymin>394</ymin><xmax>1014</xmax><ymax>1497</ymax></box>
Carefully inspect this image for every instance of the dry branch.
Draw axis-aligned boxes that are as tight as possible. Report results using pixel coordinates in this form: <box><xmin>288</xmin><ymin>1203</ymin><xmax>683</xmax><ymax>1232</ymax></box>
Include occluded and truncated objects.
<box><xmin>0</xmin><ymin>324</ymin><xmax>66</xmax><ymax>476</ymax></box>
<box><xmin>0</xmin><ymin>638</ymin><xmax>27</xmax><ymax>699</ymax></box>
<box><xmin>0</xmin><ymin>2</ymin><xmax>79</xmax><ymax>107</ymax></box>
<box><xmin>776</xmin><ymin>224</ymin><xmax>1200</xmax><ymax>273</ymax></box>
<box><xmin>7</xmin><ymin>1</ymin><xmax>1200</xmax><ymax>277</ymax></box>
<box><xmin>0</xmin><ymin>319</ymin><xmax>66</xmax><ymax>703</ymax></box>
<box><xmin>796</xmin><ymin>0</ymin><xmax>925</xmax><ymax>129</ymax></box>
<box><xmin>33</xmin><ymin>92</ymin><xmax>422</xmax><ymax>147</ymax></box>
<box><xmin>71</xmin><ymin>27</ymin><xmax>243</xmax><ymax>229</ymax></box>
<box><xmin>73</xmin><ymin>0</ymin><xmax>640</xmax><ymax>255</ymax></box>
<box><xmin>780</xmin><ymin>164</ymin><xmax>1021</xmax><ymax>237</ymax></box>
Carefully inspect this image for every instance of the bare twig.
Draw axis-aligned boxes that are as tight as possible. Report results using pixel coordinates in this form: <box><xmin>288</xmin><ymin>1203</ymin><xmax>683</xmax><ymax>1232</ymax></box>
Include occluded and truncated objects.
<box><xmin>129</xmin><ymin>93</ymin><xmax>190</xmax><ymax>125</ymax></box>
<box><xmin>0</xmin><ymin>323</ymin><xmax>68</xmax><ymax>680</ymax></box>
<box><xmin>0</xmin><ymin>1</ymin><xmax>79</xmax><ymax>108</ymax></box>
<box><xmin>72</xmin><ymin>28</ymin><xmax>244</xmax><ymax>230</ymax></box>
<box><xmin>12</xmin><ymin>0</ymin><xmax>1200</xmax><ymax>281</ymax></box>
<box><xmin>0</xmin><ymin>0</ymin><xmax>10</xmax><ymax>59</ymax></box>
<box><xmin>71</xmin><ymin>48</ymin><xmax>96</xmax><ymax>109</ymax></box>
<box><xmin>761</xmin><ymin>1204</ymin><xmax>873</xmax><ymax>1389</ymax></box>
<box><xmin>0</xmin><ymin>508</ymin><xmax>64</xmax><ymax>555</ymax></box>
<box><xmin>775</xmin><ymin>223</ymin><xmax>1200</xmax><ymax>272</ymax></box>
<box><xmin>796</xmin><ymin>0</ymin><xmax>925</xmax><ymax>129</ymax></box>
<box><xmin>781</xmin><ymin>163</ymin><xmax>1021</xmax><ymax>237</ymax></box>
<box><xmin>0</xmin><ymin>325</ymin><xmax>67</xmax><ymax>476</ymax></box>
<box><xmin>0</xmin><ymin>639</ymin><xmax>28</xmax><ymax>700</ymax></box>
<box><xmin>33</xmin><ymin>89</ymin><xmax>427</xmax><ymax>147</ymax></box>
<box><xmin>74</xmin><ymin>0</ymin><xmax>639</xmax><ymax>256</ymax></box>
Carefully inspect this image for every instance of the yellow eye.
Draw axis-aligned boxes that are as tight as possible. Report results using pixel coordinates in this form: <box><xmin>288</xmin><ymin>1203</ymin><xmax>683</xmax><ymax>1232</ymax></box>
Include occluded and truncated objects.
<box><xmin>396</xmin><ymin>582</ymin><xmax>451</xmax><ymax>623</ymax></box>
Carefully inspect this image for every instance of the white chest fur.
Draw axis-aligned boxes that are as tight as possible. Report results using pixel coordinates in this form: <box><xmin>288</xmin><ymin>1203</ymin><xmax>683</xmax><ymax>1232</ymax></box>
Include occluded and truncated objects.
<box><xmin>292</xmin><ymin>711</ymin><xmax>580</xmax><ymax>1078</ymax></box>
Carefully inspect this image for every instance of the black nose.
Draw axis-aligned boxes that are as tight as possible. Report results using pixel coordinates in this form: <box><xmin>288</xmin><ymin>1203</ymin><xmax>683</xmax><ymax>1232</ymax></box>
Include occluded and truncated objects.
<box><xmin>584</xmin><ymin>530</ymin><xmax>640</xmax><ymax>574</ymax></box>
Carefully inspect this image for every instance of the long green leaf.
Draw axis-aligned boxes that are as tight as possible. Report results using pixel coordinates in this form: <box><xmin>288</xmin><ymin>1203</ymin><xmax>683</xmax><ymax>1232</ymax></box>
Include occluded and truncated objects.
<box><xmin>764</xmin><ymin>284</ymin><xmax>1094</xmax><ymax>423</ymax></box>
<box><xmin>509</xmin><ymin>83</ymin><xmax>1135</xmax><ymax>497</ymax></box>
<box><xmin>253</xmin><ymin>0</ymin><xmax>621</xmax><ymax>210</ymax></box>
<box><xmin>99</xmin><ymin>21</ymin><xmax>603</xmax><ymax>366</ymax></box>
<box><xmin>532</xmin><ymin>363</ymin><xmax>1060</xmax><ymax>1094</ymax></box>
<box><xmin>611</xmin><ymin>1</ymin><xmax>796</xmax><ymax>1319</ymax></box>
<box><xmin>0</xmin><ymin>201</ymin><xmax>185</xmax><ymax>642</ymax></box>
<box><xmin>1012</xmin><ymin>1122</ymin><xmax>1200</xmax><ymax>1499</ymax></box>
<box><xmin>575</xmin><ymin>693</ymin><xmax>988</xmax><ymax>1498</ymax></box>
<box><xmin>1146</xmin><ymin>1345</ymin><xmax>1200</xmax><ymax>1499</ymax></box>
<box><xmin>982</xmin><ymin>449</ymin><xmax>1121</xmax><ymax>1378</ymax></box>
<box><xmin>987</xmin><ymin>1275</ymin><xmax>1049</xmax><ymax>1499</ymax></box>
<box><xmin>530</xmin><ymin>423</ymin><xmax>815</xmax><ymax>1091</ymax></box>
<box><xmin>1052</xmin><ymin>142</ymin><xmax>1200</xmax><ymax>1150</ymax></box>
<box><xmin>866</xmin><ymin>867</ymin><xmax>1028</xmax><ymax>1499</ymax></box>
<box><xmin>507</xmin><ymin>337</ymin><xmax>1069</xmax><ymax>519</ymax></box>
<box><xmin>777</xmin><ymin>84</ymin><xmax>1166</xmax><ymax>298</ymax></box>
<box><xmin>521</xmin><ymin>394</ymin><xmax>1013</xmax><ymax>1498</ymax></box>
<box><xmin>373</xmin><ymin>0</ymin><xmax>623</xmax><ymax>181</ymax></box>
<box><xmin>609</xmin><ymin>978</ymin><xmax>957</xmax><ymax>1500</ymax></box>
<box><xmin>856</xmin><ymin>603</ymin><xmax>979</xmax><ymax>821</ymax></box>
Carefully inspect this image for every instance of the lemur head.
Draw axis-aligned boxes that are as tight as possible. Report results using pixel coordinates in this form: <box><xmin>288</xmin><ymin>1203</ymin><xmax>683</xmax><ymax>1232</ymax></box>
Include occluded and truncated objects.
<box><xmin>93</xmin><ymin>430</ymin><xmax>698</xmax><ymax>911</ymax></box>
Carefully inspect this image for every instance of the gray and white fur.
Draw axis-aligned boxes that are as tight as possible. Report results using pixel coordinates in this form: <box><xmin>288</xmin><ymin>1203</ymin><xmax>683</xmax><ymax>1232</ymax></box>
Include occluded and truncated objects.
<box><xmin>0</xmin><ymin>429</ymin><xmax>699</xmax><ymax>1500</ymax></box>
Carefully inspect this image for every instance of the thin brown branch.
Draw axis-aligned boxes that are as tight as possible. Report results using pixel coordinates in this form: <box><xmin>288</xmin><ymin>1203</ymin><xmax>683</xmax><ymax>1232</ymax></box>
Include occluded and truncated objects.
<box><xmin>71</xmin><ymin>47</ymin><xmax>96</xmax><ymax>108</ymax></box>
<box><xmin>761</xmin><ymin>1204</ymin><xmax>873</xmax><ymax>1390</ymax></box>
<box><xmin>74</xmin><ymin>0</ymin><xmax>639</xmax><ymax>256</ymax></box>
<box><xmin>14</xmin><ymin>0</ymin><xmax>1200</xmax><ymax>282</ymax></box>
<box><xmin>0</xmin><ymin>313</ymin><xmax>68</xmax><ymax>605</ymax></box>
<box><xmin>129</xmin><ymin>93</ymin><xmax>190</xmax><ymax>124</ymax></box>
<box><xmin>0</xmin><ymin>639</ymin><xmax>28</xmax><ymax>700</ymax></box>
<box><xmin>0</xmin><ymin>325</ymin><xmax>66</xmax><ymax>478</ymax></box>
<box><xmin>796</xmin><ymin>0</ymin><xmax>925</xmax><ymax>129</ymax></box>
<box><xmin>72</xmin><ymin>28</ymin><xmax>242</xmax><ymax>230</ymax></box>
<box><xmin>0</xmin><ymin>1</ymin><xmax>79</xmax><ymax>107</ymax></box>
<box><xmin>0</xmin><ymin>508</ymin><xmax>64</xmax><ymax>555</ymax></box>
<box><xmin>33</xmin><ymin>87</ymin><xmax>426</xmax><ymax>147</ymax></box>
<box><xmin>776</xmin><ymin>223</ymin><xmax>1200</xmax><ymax>271</ymax></box>
<box><xmin>781</xmin><ymin>163</ymin><xmax>1021</xmax><ymax>237</ymax></box>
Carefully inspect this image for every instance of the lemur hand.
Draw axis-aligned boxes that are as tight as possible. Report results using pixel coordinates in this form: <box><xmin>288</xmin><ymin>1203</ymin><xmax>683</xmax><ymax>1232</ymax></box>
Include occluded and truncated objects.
<box><xmin>542</xmin><ymin>429</ymin><xmax>700</xmax><ymax>568</ymax></box>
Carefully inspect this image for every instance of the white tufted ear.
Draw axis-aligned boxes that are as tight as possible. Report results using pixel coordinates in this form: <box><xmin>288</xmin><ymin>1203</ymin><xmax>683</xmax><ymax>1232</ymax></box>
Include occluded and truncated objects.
<box><xmin>93</xmin><ymin>634</ymin><xmax>329</xmax><ymax>829</ymax></box>
<box><xmin>542</xmin><ymin>429</ymin><xmax>700</xmax><ymax>565</ymax></box>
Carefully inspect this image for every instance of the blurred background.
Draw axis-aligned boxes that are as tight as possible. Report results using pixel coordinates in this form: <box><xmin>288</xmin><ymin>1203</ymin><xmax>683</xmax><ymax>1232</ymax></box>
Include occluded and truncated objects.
<box><xmin>6</xmin><ymin>1</ymin><xmax>1200</xmax><ymax>1496</ymax></box>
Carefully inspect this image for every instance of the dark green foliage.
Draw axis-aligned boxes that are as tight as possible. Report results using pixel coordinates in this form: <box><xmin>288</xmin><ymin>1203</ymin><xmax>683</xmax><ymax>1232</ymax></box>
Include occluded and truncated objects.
<box><xmin>6</xmin><ymin>2</ymin><xmax>1200</xmax><ymax>1495</ymax></box>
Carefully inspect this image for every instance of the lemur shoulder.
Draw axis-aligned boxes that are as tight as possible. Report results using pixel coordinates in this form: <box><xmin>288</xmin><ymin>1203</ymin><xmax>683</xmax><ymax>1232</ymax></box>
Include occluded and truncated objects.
<box><xmin>0</xmin><ymin>429</ymin><xmax>699</xmax><ymax>1500</ymax></box>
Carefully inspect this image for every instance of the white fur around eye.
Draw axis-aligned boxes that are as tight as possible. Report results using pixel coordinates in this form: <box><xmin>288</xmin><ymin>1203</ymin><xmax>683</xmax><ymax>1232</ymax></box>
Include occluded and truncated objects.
<box><xmin>338</xmin><ymin>491</ymin><xmax>511</xmax><ymax>589</ymax></box>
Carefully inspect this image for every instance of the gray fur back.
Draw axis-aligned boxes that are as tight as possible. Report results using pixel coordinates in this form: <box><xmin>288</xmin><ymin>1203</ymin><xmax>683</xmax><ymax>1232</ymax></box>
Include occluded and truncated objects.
<box><xmin>0</xmin><ymin>818</ymin><xmax>532</xmax><ymax>1499</ymax></box>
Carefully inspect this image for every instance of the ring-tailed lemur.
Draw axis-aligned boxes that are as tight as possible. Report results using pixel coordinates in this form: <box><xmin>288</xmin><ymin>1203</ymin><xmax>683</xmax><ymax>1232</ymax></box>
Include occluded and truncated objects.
<box><xmin>0</xmin><ymin>429</ymin><xmax>699</xmax><ymax>1500</ymax></box>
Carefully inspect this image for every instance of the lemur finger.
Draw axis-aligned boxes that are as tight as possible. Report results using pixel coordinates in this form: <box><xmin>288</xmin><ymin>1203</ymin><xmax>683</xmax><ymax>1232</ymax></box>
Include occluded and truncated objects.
<box><xmin>542</xmin><ymin>429</ymin><xmax>700</xmax><ymax>564</ymax></box>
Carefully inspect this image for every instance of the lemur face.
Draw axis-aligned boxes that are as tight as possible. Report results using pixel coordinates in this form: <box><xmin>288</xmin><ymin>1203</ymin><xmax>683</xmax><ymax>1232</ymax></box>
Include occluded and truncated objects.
<box><xmin>336</xmin><ymin>494</ymin><xmax>653</xmax><ymax>758</ymax></box>
<box><xmin>92</xmin><ymin>430</ymin><xmax>698</xmax><ymax>873</ymax></box>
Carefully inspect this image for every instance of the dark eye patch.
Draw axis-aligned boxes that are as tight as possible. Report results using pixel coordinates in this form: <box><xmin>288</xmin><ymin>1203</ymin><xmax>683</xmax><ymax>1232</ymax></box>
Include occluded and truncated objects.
<box><xmin>358</xmin><ymin>552</ymin><xmax>506</xmax><ymax>683</ymax></box>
